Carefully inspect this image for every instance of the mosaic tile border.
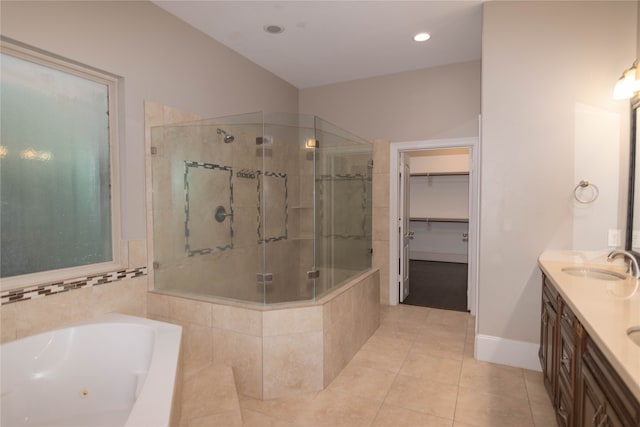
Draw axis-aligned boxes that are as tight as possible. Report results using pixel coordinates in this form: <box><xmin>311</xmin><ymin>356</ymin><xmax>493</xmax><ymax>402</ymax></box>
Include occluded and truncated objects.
<box><xmin>184</xmin><ymin>160</ymin><xmax>234</xmax><ymax>256</ymax></box>
<box><xmin>0</xmin><ymin>266</ymin><xmax>147</xmax><ymax>306</ymax></box>
<box><xmin>317</xmin><ymin>172</ymin><xmax>371</xmax><ymax>241</ymax></box>
<box><xmin>258</xmin><ymin>171</ymin><xmax>288</xmax><ymax>244</ymax></box>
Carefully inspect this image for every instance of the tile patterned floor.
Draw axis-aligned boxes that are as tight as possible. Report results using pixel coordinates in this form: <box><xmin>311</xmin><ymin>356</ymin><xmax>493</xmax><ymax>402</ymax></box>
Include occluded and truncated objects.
<box><xmin>186</xmin><ymin>304</ymin><xmax>558</xmax><ymax>426</ymax></box>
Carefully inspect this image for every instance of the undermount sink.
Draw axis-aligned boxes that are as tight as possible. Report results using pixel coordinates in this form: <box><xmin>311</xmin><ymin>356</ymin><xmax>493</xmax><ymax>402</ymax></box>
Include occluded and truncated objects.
<box><xmin>561</xmin><ymin>267</ymin><xmax>626</xmax><ymax>281</ymax></box>
<box><xmin>628</xmin><ymin>327</ymin><xmax>640</xmax><ymax>347</ymax></box>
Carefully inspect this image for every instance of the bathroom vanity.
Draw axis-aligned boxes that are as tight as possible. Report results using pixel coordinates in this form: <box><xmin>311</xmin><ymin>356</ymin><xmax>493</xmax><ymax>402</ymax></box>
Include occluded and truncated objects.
<box><xmin>538</xmin><ymin>252</ymin><xmax>640</xmax><ymax>427</ymax></box>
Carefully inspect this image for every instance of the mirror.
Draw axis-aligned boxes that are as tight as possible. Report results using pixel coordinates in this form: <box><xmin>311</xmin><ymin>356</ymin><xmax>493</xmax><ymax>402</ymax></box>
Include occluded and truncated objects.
<box><xmin>626</xmin><ymin>97</ymin><xmax>640</xmax><ymax>253</ymax></box>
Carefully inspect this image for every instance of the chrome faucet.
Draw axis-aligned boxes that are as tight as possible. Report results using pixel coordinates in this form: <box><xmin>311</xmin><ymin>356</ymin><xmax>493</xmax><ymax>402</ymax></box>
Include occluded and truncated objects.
<box><xmin>607</xmin><ymin>249</ymin><xmax>640</xmax><ymax>278</ymax></box>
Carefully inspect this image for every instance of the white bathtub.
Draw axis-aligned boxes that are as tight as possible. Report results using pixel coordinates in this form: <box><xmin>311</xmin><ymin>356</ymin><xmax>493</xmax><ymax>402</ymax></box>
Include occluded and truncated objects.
<box><xmin>1</xmin><ymin>313</ymin><xmax>182</xmax><ymax>427</ymax></box>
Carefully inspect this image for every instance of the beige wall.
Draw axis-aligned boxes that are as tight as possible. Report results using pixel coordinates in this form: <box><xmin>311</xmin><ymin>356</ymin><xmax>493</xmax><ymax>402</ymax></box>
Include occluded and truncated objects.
<box><xmin>1</xmin><ymin>0</ymin><xmax>298</xmax><ymax>240</ymax></box>
<box><xmin>481</xmin><ymin>1</ymin><xmax>636</xmax><ymax>344</ymax></box>
<box><xmin>299</xmin><ymin>60</ymin><xmax>481</xmax><ymax>142</ymax></box>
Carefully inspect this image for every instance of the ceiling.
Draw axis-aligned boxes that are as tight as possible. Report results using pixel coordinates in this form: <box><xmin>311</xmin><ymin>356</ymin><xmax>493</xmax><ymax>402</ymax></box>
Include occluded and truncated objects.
<box><xmin>153</xmin><ymin>1</ymin><xmax>483</xmax><ymax>89</ymax></box>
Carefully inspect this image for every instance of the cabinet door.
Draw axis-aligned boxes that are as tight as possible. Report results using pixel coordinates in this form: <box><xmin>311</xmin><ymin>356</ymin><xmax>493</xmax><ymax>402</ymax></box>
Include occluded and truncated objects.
<box><xmin>557</xmin><ymin>380</ymin><xmax>573</xmax><ymax>427</ymax></box>
<box><xmin>579</xmin><ymin>359</ymin><xmax>626</xmax><ymax>427</ymax></box>
<box><xmin>580</xmin><ymin>337</ymin><xmax>640</xmax><ymax>426</ymax></box>
<box><xmin>600</xmin><ymin>407</ymin><xmax>626</xmax><ymax>427</ymax></box>
<box><xmin>540</xmin><ymin>288</ymin><xmax>557</xmax><ymax>397</ymax></box>
<box><xmin>579</xmin><ymin>361</ymin><xmax>607</xmax><ymax>427</ymax></box>
<box><xmin>558</xmin><ymin>313</ymin><xmax>575</xmax><ymax>390</ymax></box>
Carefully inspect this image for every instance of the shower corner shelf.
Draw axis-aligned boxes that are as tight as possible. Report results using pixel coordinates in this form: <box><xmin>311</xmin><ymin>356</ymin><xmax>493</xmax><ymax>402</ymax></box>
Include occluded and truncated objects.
<box><xmin>410</xmin><ymin>217</ymin><xmax>469</xmax><ymax>223</ymax></box>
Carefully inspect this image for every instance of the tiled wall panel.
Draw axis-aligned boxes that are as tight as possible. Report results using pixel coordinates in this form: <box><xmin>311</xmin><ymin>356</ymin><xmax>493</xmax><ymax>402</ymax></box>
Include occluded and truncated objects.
<box><xmin>147</xmin><ymin>268</ymin><xmax>379</xmax><ymax>400</ymax></box>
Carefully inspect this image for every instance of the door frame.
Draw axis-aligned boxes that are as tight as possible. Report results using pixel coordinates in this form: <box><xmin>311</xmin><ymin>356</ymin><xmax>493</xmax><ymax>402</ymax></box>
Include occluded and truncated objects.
<box><xmin>388</xmin><ymin>137</ymin><xmax>480</xmax><ymax>317</ymax></box>
<box><xmin>399</xmin><ymin>152</ymin><xmax>411</xmax><ymax>302</ymax></box>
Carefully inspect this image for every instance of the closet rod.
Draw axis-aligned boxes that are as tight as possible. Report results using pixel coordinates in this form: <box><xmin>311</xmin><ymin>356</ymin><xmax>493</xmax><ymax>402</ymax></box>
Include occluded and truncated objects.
<box><xmin>410</xmin><ymin>171</ymin><xmax>469</xmax><ymax>177</ymax></box>
<box><xmin>410</xmin><ymin>217</ymin><xmax>469</xmax><ymax>223</ymax></box>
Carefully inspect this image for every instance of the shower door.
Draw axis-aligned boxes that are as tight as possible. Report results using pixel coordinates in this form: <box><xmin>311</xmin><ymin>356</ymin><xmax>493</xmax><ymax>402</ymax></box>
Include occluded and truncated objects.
<box><xmin>150</xmin><ymin>113</ymin><xmax>266</xmax><ymax>303</ymax></box>
<box><xmin>262</xmin><ymin>113</ymin><xmax>316</xmax><ymax>303</ymax></box>
<box><xmin>314</xmin><ymin>117</ymin><xmax>372</xmax><ymax>298</ymax></box>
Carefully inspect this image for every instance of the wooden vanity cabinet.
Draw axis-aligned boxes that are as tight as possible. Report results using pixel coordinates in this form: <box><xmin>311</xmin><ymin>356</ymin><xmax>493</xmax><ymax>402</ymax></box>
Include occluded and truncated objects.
<box><xmin>539</xmin><ymin>277</ymin><xmax>576</xmax><ymax>427</ymax></box>
<box><xmin>539</xmin><ymin>274</ymin><xmax>640</xmax><ymax>427</ymax></box>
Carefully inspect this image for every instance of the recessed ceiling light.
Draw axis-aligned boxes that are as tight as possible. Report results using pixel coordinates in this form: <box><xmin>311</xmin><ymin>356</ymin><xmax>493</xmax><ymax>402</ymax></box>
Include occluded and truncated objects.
<box><xmin>264</xmin><ymin>24</ymin><xmax>285</xmax><ymax>34</ymax></box>
<box><xmin>413</xmin><ymin>32</ymin><xmax>431</xmax><ymax>42</ymax></box>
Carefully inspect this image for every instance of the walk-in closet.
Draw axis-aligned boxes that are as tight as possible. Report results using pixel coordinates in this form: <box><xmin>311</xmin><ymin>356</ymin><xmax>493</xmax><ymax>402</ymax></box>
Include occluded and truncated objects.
<box><xmin>402</xmin><ymin>148</ymin><xmax>470</xmax><ymax>312</ymax></box>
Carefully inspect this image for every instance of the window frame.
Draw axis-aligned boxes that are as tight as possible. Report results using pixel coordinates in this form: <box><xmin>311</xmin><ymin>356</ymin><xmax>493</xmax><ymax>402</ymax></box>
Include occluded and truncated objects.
<box><xmin>0</xmin><ymin>38</ymin><xmax>124</xmax><ymax>291</ymax></box>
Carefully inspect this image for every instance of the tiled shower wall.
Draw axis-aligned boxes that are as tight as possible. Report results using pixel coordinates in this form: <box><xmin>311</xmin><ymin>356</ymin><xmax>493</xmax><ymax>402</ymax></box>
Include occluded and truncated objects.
<box><xmin>0</xmin><ymin>239</ymin><xmax>148</xmax><ymax>343</ymax></box>
<box><xmin>372</xmin><ymin>139</ymin><xmax>391</xmax><ymax>304</ymax></box>
<box><xmin>147</xmin><ymin>267</ymin><xmax>379</xmax><ymax>400</ymax></box>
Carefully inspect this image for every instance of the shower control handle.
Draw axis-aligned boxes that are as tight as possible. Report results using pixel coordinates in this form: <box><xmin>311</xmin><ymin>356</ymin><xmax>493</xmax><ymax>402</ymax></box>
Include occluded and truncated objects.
<box><xmin>214</xmin><ymin>205</ymin><xmax>233</xmax><ymax>223</ymax></box>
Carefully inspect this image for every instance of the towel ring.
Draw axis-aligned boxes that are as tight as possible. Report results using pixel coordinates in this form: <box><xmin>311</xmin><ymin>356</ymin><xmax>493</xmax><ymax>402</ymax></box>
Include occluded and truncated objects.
<box><xmin>573</xmin><ymin>180</ymin><xmax>599</xmax><ymax>204</ymax></box>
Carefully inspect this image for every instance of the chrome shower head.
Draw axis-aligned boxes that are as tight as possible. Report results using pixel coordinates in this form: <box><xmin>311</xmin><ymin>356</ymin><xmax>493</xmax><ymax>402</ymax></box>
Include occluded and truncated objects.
<box><xmin>216</xmin><ymin>128</ymin><xmax>235</xmax><ymax>143</ymax></box>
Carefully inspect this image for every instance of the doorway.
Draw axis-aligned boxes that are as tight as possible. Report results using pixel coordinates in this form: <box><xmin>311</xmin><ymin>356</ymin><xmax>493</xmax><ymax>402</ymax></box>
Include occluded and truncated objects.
<box><xmin>388</xmin><ymin>137</ymin><xmax>479</xmax><ymax>317</ymax></box>
<box><xmin>402</xmin><ymin>148</ymin><xmax>470</xmax><ymax>311</ymax></box>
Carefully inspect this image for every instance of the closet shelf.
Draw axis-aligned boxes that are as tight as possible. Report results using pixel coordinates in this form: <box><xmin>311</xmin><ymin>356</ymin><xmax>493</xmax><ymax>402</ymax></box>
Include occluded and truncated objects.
<box><xmin>410</xmin><ymin>172</ymin><xmax>469</xmax><ymax>177</ymax></box>
<box><xmin>410</xmin><ymin>217</ymin><xmax>469</xmax><ymax>223</ymax></box>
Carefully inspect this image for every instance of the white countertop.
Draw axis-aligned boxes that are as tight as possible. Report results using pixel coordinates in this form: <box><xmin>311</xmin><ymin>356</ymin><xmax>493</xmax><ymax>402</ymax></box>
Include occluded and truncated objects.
<box><xmin>538</xmin><ymin>250</ymin><xmax>640</xmax><ymax>401</ymax></box>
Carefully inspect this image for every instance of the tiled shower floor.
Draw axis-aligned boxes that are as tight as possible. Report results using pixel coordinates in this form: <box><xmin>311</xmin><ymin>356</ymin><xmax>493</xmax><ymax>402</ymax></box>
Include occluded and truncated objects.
<box><xmin>183</xmin><ymin>304</ymin><xmax>557</xmax><ymax>427</ymax></box>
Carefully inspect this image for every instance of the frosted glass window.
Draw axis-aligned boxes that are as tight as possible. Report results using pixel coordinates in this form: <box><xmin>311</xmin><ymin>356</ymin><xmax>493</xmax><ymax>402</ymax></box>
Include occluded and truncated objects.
<box><xmin>1</xmin><ymin>52</ymin><xmax>114</xmax><ymax>278</ymax></box>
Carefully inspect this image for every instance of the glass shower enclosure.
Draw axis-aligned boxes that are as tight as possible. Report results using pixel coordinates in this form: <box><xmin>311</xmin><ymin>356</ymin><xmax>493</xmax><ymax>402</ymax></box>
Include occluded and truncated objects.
<box><xmin>150</xmin><ymin>112</ymin><xmax>372</xmax><ymax>305</ymax></box>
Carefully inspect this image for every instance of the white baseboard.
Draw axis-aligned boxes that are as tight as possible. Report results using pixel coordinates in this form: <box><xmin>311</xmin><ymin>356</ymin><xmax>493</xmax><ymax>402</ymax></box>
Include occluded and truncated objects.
<box><xmin>475</xmin><ymin>334</ymin><xmax>541</xmax><ymax>372</ymax></box>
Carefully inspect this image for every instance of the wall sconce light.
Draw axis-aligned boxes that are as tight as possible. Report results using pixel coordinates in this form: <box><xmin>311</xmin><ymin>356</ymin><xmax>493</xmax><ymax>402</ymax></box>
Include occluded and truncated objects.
<box><xmin>613</xmin><ymin>60</ymin><xmax>640</xmax><ymax>100</ymax></box>
<box><xmin>306</xmin><ymin>139</ymin><xmax>318</xmax><ymax>149</ymax></box>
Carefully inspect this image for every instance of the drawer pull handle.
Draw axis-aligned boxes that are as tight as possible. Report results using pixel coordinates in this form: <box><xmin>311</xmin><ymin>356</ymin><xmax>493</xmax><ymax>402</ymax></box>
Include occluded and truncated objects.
<box><xmin>558</xmin><ymin>405</ymin><xmax>569</xmax><ymax>425</ymax></box>
<box><xmin>597</xmin><ymin>413</ymin><xmax>609</xmax><ymax>427</ymax></box>
<box><xmin>593</xmin><ymin>405</ymin><xmax>603</xmax><ymax>425</ymax></box>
